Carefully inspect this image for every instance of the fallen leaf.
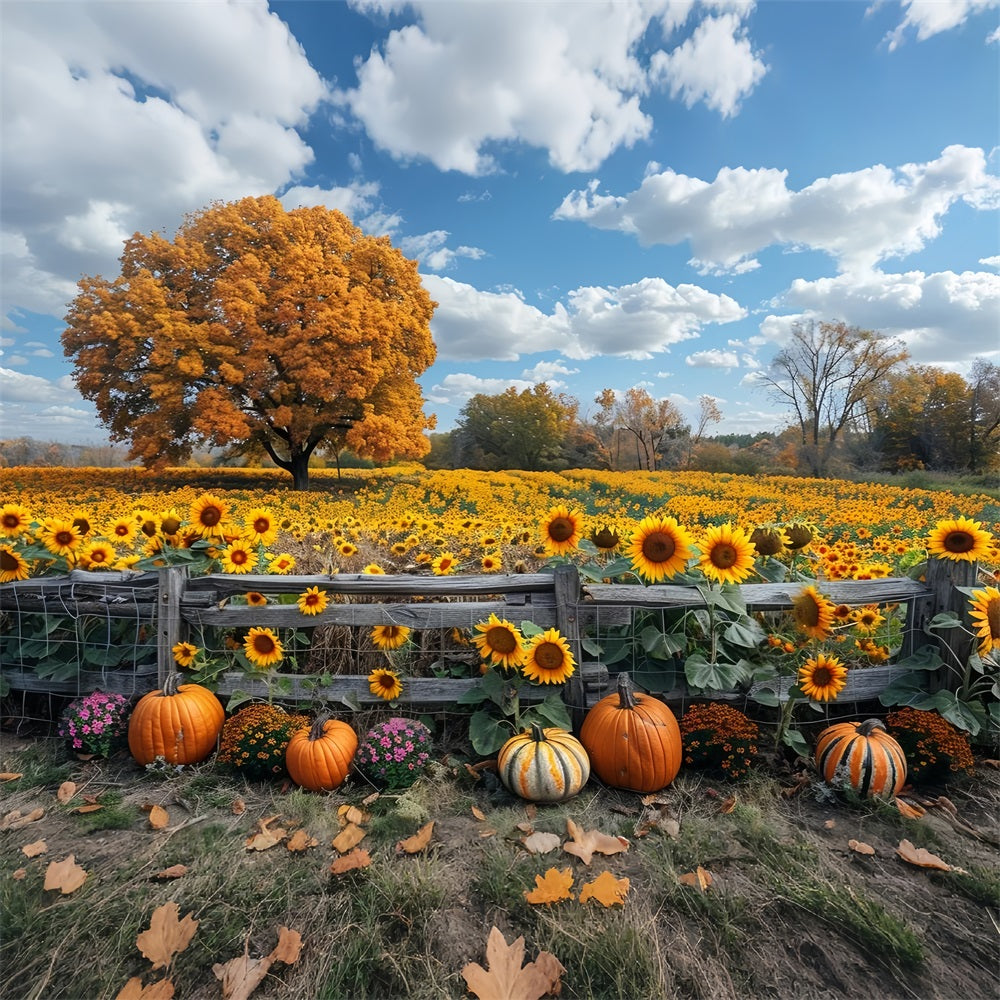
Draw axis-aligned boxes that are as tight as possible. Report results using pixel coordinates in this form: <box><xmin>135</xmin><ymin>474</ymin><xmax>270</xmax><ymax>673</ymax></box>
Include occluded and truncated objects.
<box><xmin>57</xmin><ymin>781</ymin><xmax>77</xmax><ymax>803</ymax></box>
<box><xmin>361</xmin><ymin>791</ymin><xmax>380</xmax><ymax>806</ymax></box>
<box><xmin>153</xmin><ymin>865</ymin><xmax>189</xmax><ymax>880</ymax></box>
<box><xmin>271</xmin><ymin>926</ymin><xmax>303</xmax><ymax>965</ymax></box>
<box><xmin>12</xmin><ymin>868</ymin><xmax>26</xmax><ymax>880</ymax></box>
<box><xmin>781</xmin><ymin>773</ymin><xmax>811</xmax><ymax>798</ymax></box>
<box><xmin>848</xmin><ymin>839</ymin><xmax>876</xmax><ymax>856</ymax></box>
<box><xmin>148</xmin><ymin>805</ymin><xmax>170</xmax><ymax>830</ymax></box>
<box><xmin>74</xmin><ymin>804</ymin><xmax>103</xmax><ymax>814</ymax></box>
<box><xmin>522</xmin><ymin>831</ymin><xmax>561</xmax><ymax>855</ymax></box>
<box><xmin>471</xmin><ymin>805</ymin><xmax>487</xmax><ymax>822</ymax></box>
<box><xmin>980</xmin><ymin>759</ymin><xmax>999</xmax><ymax>769</ymax></box>
<box><xmin>479</xmin><ymin>827</ymin><xmax>497</xmax><ymax>838</ymax></box>
<box><xmin>0</xmin><ymin>772</ymin><xmax>23</xmax><ymax>781</ymax></box>
<box><xmin>286</xmin><ymin>829</ymin><xmax>318</xmax><ymax>852</ymax></box>
<box><xmin>896</xmin><ymin>839</ymin><xmax>955</xmax><ymax>872</ymax></box>
<box><xmin>462</xmin><ymin>926</ymin><xmax>565</xmax><ymax>1000</ymax></box>
<box><xmin>330</xmin><ymin>848</ymin><xmax>372</xmax><ymax>874</ymax></box>
<box><xmin>524</xmin><ymin>804</ymin><xmax>537</xmax><ymax>820</ymax></box>
<box><xmin>0</xmin><ymin>807</ymin><xmax>44</xmax><ymax>831</ymax></box>
<box><xmin>719</xmin><ymin>795</ymin><xmax>737</xmax><ymax>814</ymax></box>
<box><xmin>579</xmin><ymin>870</ymin><xmax>630</xmax><ymax>907</ymax></box>
<box><xmin>43</xmin><ymin>855</ymin><xmax>87</xmax><ymax>894</ymax></box>
<box><xmin>823</xmin><ymin>819</ymin><xmax>836</xmax><ymax>830</ymax></box>
<box><xmin>245</xmin><ymin>816</ymin><xmax>287</xmax><ymax>851</ymax></box>
<box><xmin>136</xmin><ymin>902</ymin><xmax>199</xmax><ymax>971</ymax></box>
<box><xmin>231</xmin><ymin>798</ymin><xmax>246</xmax><ymax>815</ymax></box>
<box><xmin>524</xmin><ymin>867</ymin><xmax>575</xmax><ymax>905</ymax></box>
<box><xmin>679</xmin><ymin>866</ymin><xmax>713</xmax><ymax>892</ymax></box>
<box><xmin>397</xmin><ymin>821</ymin><xmax>434</xmax><ymax>854</ymax></box>
<box><xmin>22</xmin><ymin>839</ymin><xmax>47</xmax><ymax>857</ymax></box>
<box><xmin>640</xmin><ymin>793</ymin><xmax>670</xmax><ymax>807</ymax></box>
<box><xmin>212</xmin><ymin>926</ymin><xmax>302</xmax><ymax>1000</ymax></box>
<box><xmin>338</xmin><ymin>804</ymin><xmax>369</xmax><ymax>827</ymax></box>
<box><xmin>332</xmin><ymin>823</ymin><xmax>366</xmax><ymax>854</ymax></box>
<box><xmin>515</xmin><ymin>821</ymin><xmax>534</xmax><ymax>834</ymax></box>
<box><xmin>894</xmin><ymin>798</ymin><xmax>926</xmax><ymax>820</ymax></box>
<box><xmin>562</xmin><ymin>818</ymin><xmax>629</xmax><ymax>865</ymax></box>
<box><xmin>115</xmin><ymin>976</ymin><xmax>175</xmax><ymax>999</ymax></box>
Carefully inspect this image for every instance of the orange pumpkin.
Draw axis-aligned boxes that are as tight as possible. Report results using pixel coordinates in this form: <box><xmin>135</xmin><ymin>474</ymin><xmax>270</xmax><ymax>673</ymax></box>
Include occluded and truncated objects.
<box><xmin>580</xmin><ymin>673</ymin><xmax>682</xmax><ymax>792</ymax></box>
<box><xmin>127</xmin><ymin>673</ymin><xmax>225</xmax><ymax>766</ymax></box>
<box><xmin>285</xmin><ymin>715</ymin><xmax>358</xmax><ymax>791</ymax></box>
<box><xmin>498</xmin><ymin>724</ymin><xmax>590</xmax><ymax>802</ymax></box>
<box><xmin>814</xmin><ymin>718</ymin><xmax>907</xmax><ymax>798</ymax></box>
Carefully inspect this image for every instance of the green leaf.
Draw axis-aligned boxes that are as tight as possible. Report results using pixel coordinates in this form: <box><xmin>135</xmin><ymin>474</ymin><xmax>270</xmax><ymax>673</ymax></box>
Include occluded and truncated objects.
<box><xmin>751</xmin><ymin>688</ymin><xmax>780</xmax><ymax>707</ymax></box>
<box><xmin>519</xmin><ymin>620</ymin><xmax>543</xmax><ymax>638</ymax></box>
<box><xmin>878</xmin><ymin>674</ymin><xmax>929</xmax><ymax>707</ymax></box>
<box><xmin>913</xmin><ymin>690</ymin><xmax>982</xmax><ymax>735</ymax></box>
<box><xmin>781</xmin><ymin>728</ymin><xmax>810</xmax><ymax>757</ymax></box>
<box><xmin>894</xmin><ymin>645</ymin><xmax>945</xmax><ymax>670</ymax></box>
<box><xmin>755</xmin><ymin>557</ymin><xmax>790</xmax><ymax>583</ymax></box>
<box><xmin>581</xmin><ymin>637</ymin><xmax>603</xmax><ymax>657</ymax></box>
<box><xmin>528</xmin><ymin>694</ymin><xmax>572</xmax><ymax>730</ymax></box>
<box><xmin>683</xmin><ymin>654</ymin><xmax>746</xmax><ymax>693</ymax></box>
<box><xmin>602</xmin><ymin>557</ymin><xmax>635</xmax><ymax>578</ymax></box>
<box><xmin>224</xmin><ymin>689</ymin><xmax>255</xmax><ymax>712</ymax></box>
<box><xmin>927</xmin><ymin>612</ymin><xmax>962</xmax><ymax>631</ymax></box>
<box><xmin>639</xmin><ymin>625</ymin><xmax>685</xmax><ymax>660</ymax></box>
<box><xmin>723</xmin><ymin>620</ymin><xmax>765</xmax><ymax>649</ymax></box>
<box><xmin>455</xmin><ymin>681</ymin><xmax>490</xmax><ymax>706</ymax></box>
<box><xmin>469</xmin><ymin>709</ymin><xmax>511</xmax><ymax>756</ymax></box>
<box><xmin>339</xmin><ymin>690</ymin><xmax>362</xmax><ymax>712</ymax></box>
<box><xmin>703</xmin><ymin>584</ymin><xmax>748</xmax><ymax>616</ymax></box>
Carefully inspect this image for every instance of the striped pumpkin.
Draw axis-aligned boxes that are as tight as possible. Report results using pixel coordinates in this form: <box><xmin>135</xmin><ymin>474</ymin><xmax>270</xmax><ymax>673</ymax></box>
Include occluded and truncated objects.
<box><xmin>815</xmin><ymin>718</ymin><xmax>907</xmax><ymax>798</ymax></box>
<box><xmin>497</xmin><ymin>724</ymin><xmax>590</xmax><ymax>802</ymax></box>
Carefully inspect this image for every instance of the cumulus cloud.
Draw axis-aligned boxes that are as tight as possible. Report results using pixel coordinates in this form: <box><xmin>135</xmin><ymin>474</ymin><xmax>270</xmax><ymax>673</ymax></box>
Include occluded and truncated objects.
<box><xmin>554</xmin><ymin>145</ymin><xmax>999</xmax><ymax>273</ymax></box>
<box><xmin>424</xmin><ymin>371</ymin><xmax>538</xmax><ymax>406</ymax></box>
<box><xmin>685</xmin><ymin>349</ymin><xmax>741</xmax><ymax>368</ymax></box>
<box><xmin>2</xmin><ymin>0</ymin><xmax>328</xmax><ymax>319</ymax></box>
<box><xmin>399</xmin><ymin>231</ymin><xmax>486</xmax><ymax>271</ymax></box>
<box><xmin>423</xmin><ymin>274</ymin><xmax>746</xmax><ymax>362</ymax></box>
<box><xmin>883</xmin><ymin>0</ymin><xmax>1000</xmax><ymax>49</ymax></box>
<box><xmin>336</xmin><ymin>0</ymin><xmax>767</xmax><ymax>174</ymax></box>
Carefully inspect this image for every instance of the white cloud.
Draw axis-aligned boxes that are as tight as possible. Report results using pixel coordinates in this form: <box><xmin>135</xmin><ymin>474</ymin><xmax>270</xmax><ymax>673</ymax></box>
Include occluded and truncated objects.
<box><xmin>1</xmin><ymin>0</ymin><xmax>328</xmax><ymax>320</ymax></box>
<box><xmin>554</xmin><ymin>146</ymin><xmax>1000</xmax><ymax>272</ymax></box>
<box><xmin>425</xmin><ymin>371</ymin><xmax>537</xmax><ymax>407</ymax></box>
<box><xmin>980</xmin><ymin>255</ymin><xmax>1000</xmax><ymax>268</ymax></box>
<box><xmin>280</xmin><ymin>181</ymin><xmax>381</xmax><ymax>220</ymax></box>
<box><xmin>399</xmin><ymin>231</ymin><xmax>486</xmax><ymax>271</ymax></box>
<box><xmin>424</xmin><ymin>274</ymin><xmax>746</xmax><ymax>362</ymax></box>
<box><xmin>521</xmin><ymin>360</ymin><xmax>580</xmax><ymax>382</ymax></box>
<box><xmin>685</xmin><ymin>349</ymin><xmax>741</xmax><ymax>368</ymax></box>
<box><xmin>883</xmin><ymin>0</ymin><xmax>1000</xmax><ymax>49</ymax></box>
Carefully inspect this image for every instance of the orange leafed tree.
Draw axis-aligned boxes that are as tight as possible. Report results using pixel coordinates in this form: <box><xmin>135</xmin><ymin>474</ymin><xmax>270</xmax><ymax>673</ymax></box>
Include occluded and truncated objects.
<box><xmin>62</xmin><ymin>196</ymin><xmax>437</xmax><ymax>489</ymax></box>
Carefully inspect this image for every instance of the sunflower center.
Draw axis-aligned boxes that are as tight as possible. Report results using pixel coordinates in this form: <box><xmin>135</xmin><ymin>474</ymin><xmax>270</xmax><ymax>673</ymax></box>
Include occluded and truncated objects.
<box><xmin>376</xmin><ymin>673</ymin><xmax>396</xmax><ymax>690</ymax></box>
<box><xmin>231</xmin><ymin>550</ymin><xmax>249</xmax><ymax>564</ymax></box>
<box><xmin>642</xmin><ymin>531</ymin><xmax>676</xmax><ymax>563</ymax></box>
<box><xmin>533</xmin><ymin>641</ymin><xmax>565</xmax><ymax>670</ymax></box>
<box><xmin>1</xmin><ymin>515</ymin><xmax>20</xmax><ymax>530</ymax></box>
<box><xmin>200</xmin><ymin>507</ymin><xmax>222</xmax><ymax>527</ymax></box>
<box><xmin>750</xmin><ymin>528</ymin><xmax>782</xmax><ymax>556</ymax></box>
<box><xmin>161</xmin><ymin>516</ymin><xmax>181</xmax><ymax>535</ymax></box>
<box><xmin>811</xmin><ymin>666</ymin><xmax>832</xmax><ymax>686</ymax></box>
<box><xmin>486</xmin><ymin>626</ymin><xmax>518</xmax><ymax>654</ymax></box>
<box><xmin>0</xmin><ymin>550</ymin><xmax>18</xmax><ymax>571</ymax></box>
<box><xmin>253</xmin><ymin>518</ymin><xmax>270</xmax><ymax>534</ymax></box>
<box><xmin>986</xmin><ymin>598</ymin><xmax>1000</xmax><ymax>637</ymax></box>
<box><xmin>944</xmin><ymin>531</ymin><xmax>974</xmax><ymax>553</ymax></box>
<box><xmin>710</xmin><ymin>543</ymin><xmax>738</xmax><ymax>568</ymax></box>
<box><xmin>253</xmin><ymin>635</ymin><xmax>276</xmax><ymax>655</ymax></box>
<box><xmin>591</xmin><ymin>528</ymin><xmax>619</xmax><ymax>549</ymax></box>
<box><xmin>548</xmin><ymin>517</ymin><xmax>575</xmax><ymax>543</ymax></box>
<box><xmin>90</xmin><ymin>549</ymin><xmax>108</xmax><ymax>562</ymax></box>
<box><xmin>72</xmin><ymin>517</ymin><xmax>90</xmax><ymax>534</ymax></box>
<box><xmin>794</xmin><ymin>597</ymin><xmax>820</xmax><ymax>627</ymax></box>
<box><xmin>141</xmin><ymin>520</ymin><xmax>158</xmax><ymax>537</ymax></box>
<box><xmin>55</xmin><ymin>530</ymin><xmax>75</xmax><ymax>546</ymax></box>
<box><xmin>114</xmin><ymin>525</ymin><xmax>130</xmax><ymax>536</ymax></box>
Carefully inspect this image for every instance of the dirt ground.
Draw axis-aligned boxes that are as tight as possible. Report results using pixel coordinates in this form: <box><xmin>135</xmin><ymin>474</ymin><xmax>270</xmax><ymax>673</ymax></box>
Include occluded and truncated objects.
<box><xmin>1</xmin><ymin>722</ymin><xmax>998</xmax><ymax>1000</ymax></box>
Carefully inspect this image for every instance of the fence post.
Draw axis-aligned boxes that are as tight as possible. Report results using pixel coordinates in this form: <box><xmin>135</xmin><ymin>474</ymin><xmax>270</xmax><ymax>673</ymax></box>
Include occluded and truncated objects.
<box><xmin>923</xmin><ymin>557</ymin><xmax>979</xmax><ymax>693</ymax></box>
<box><xmin>553</xmin><ymin>563</ymin><xmax>587</xmax><ymax>731</ymax></box>
<box><xmin>156</xmin><ymin>565</ymin><xmax>189</xmax><ymax>687</ymax></box>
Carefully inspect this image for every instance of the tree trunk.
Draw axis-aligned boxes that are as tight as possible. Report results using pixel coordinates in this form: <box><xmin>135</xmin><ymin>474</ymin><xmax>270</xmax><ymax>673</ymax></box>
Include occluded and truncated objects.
<box><xmin>290</xmin><ymin>452</ymin><xmax>311</xmax><ymax>490</ymax></box>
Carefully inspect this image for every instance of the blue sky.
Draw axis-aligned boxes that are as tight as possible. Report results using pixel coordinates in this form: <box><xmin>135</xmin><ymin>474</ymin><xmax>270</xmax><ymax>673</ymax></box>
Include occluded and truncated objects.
<box><xmin>2</xmin><ymin>0</ymin><xmax>998</xmax><ymax>448</ymax></box>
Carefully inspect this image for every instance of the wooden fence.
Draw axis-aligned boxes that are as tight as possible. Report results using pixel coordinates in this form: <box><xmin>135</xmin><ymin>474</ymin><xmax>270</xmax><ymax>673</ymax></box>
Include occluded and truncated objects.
<box><xmin>0</xmin><ymin>557</ymin><xmax>979</xmax><ymax>726</ymax></box>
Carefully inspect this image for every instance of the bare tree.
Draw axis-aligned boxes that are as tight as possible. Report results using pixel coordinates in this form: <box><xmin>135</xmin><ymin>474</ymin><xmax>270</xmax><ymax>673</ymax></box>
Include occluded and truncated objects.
<box><xmin>593</xmin><ymin>387</ymin><xmax>688</xmax><ymax>471</ymax></box>
<box><xmin>685</xmin><ymin>395</ymin><xmax>722</xmax><ymax>467</ymax></box>
<box><xmin>757</xmin><ymin>320</ymin><xmax>909</xmax><ymax>476</ymax></box>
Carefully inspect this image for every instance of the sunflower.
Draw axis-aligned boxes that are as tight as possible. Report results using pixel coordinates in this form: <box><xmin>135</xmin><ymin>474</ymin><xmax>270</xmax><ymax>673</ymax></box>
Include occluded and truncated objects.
<box><xmin>749</xmin><ymin>525</ymin><xmax>787</xmax><ymax>557</ymax></box>
<box><xmin>522</xmin><ymin>628</ymin><xmax>576</xmax><ymax>685</ymax></box>
<box><xmin>590</xmin><ymin>525</ymin><xmax>621</xmax><ymax>552</ymax></box>
<box><xmin>697</xmin><ymin>523</ymin><xmax>757</xmax><ymax>585</ymax></box>
<box><xmin>368</xmin><ymin>667</ymin><xmax>403</xmax><ymax>701</ymax></box>
<box><xmin>540</xmin><ymin>505</ymin><xmax>583</xmax><ymax>556</ymax></box>
<box><xmin>245</xmin><ymin>591</ymin><xmax>269</xmax><ymax>607</ymax></box>
<box><xmin>172</xmin><ymin>642</ymin><xmax>199</xmax><ymax>668</ymax></box>
<box><xmin>159</xmin><ymin>509</ymin><xmax>183</xmax><ymax>537</ymax></box>
<box><xmin>432</xmin><ymin>552</ymin><xmax>457</xmax><ymax>576</ymax></box>
<box><xmin>243</xmin><ymin>507</ymin><xmax>278</xmax><ymax>546</ymax></box>
<box><xmin>106</xmin><ymin>516</ymin><xmax>137</xmax><ymax>546</ymax></box>
<box><xmin>969</xmin><ymin>585</ymin><xmax>1000</xmax><ymax>655</ymax></box>
<box><xmin>268</xmin><ymin>553</ymin><xmax>296</xmax><ymax>574</ymax></box>
<box><xmin>71</xmin><ymin>514</ymin><xmax>92</xmax><ymax>537</ymax></box>
<box><xmin>927</xmin><ymin>516</ymin><xmax>993</xmax><ymax>563</ymax></box>
<box><xmin>832</xmin><ymin>603</ymin><xmax>853</xmax><ymax>622</ymax></box>
<box><xmin>851</xmin><ymin>605</ymin><xmax>885</xmax><ymax>634</ymax></box>
<box><xmin>220</xmin><ymin>540</ymin><xmax>257</xmax><ymax>574</ymax></box>
<box><xmin>0</xmin><ymin>503</ymin><xmax>32</xmax><ymax>538</ymax></box>
<box><xmin>783</xmin><ymin>522</ymin><xmax>816</xmax><ymax>551</ymax></box>
<box><xmin>339</xmin><ymin>542</ymin><xmax>359</xmax><ymax>558</ymax></box>
<box><xmin>0</xmin><ymin>545</ymin><xmax>31</xmax><ymax>583</ymax></box>
<box><xmin>243</xmin><ymin>627</ymin><xmax>284</xmax><ymax>669</ymax></box>
<box><xmin>136</xmin><ymin>510</ymin><xmax>159</xmax><ymax>538</ymax></box>
<box><xmin>627</xmin><ymin>515</ymin><xmax>694</xmax><ymax>583</ymax></box>
<box><xmin>791</xmin><ymin>585</ymin><xmax>836</xmax><ymax>640</ymax></box>
<box><xmin>39</xmin><ymin>518</ymin><xmax>83</xmax><ymax>557</ymax></box>
<box><xmin>297</xmin><ymin>586</ymin><xmax>329</xmax><ymax>616</ymax></box>
<box><xmin>472</xmin><ymin>614</ymin><xmax>526</xmax><ymax>670</ymax></box>
<box><xmin>79</xmin><ymin>541</ymin><xmax>116</xmax><ymax>570</ymax></box>
<box><xmin>480</xmin><ymin>553</ymin><xmax>502</xmax><ymax>572</ymax></box>
<box><xmin>363</xmin><ymin>562</ymin><xmax>385</xmax><ymax>575</ymax></box>
<box><xmin>797</xmin><ymin>653</ymin><xmax>848</xmax><ymax>702</ymax></box>
<box><xmin>371</xmin><ymin>625</ymin><xmax>412</xmax><ymax>650</ymax></box>
<box><xmin>190</xmin><ymin>493</ymin><xmax>230</xmax><ymax>538</ymax></box>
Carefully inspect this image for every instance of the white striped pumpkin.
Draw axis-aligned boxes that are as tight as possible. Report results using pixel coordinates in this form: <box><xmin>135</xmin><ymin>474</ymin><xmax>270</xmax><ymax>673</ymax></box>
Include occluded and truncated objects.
<box><xmin>815</xmin><ymin>718</ymin><xmax>907</xmax><ymax>798</ymax></box>
<box><xmin>497</xmin><ymin>724</ymin><xmax>590</xmax><ymax>802</ymax></box>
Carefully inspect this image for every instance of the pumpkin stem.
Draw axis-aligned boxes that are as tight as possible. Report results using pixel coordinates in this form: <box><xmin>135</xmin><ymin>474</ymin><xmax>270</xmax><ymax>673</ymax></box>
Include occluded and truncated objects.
<box><xmin>308</xmin><ymin>713</ymin><xmax>332</xmax><ymax>741</ymax></box>
<box><xmin>162</xmin><ymin>672</ymin><xmax>184</xmax><ymax>697</ymax></box>
<box><xmin>529</xmin><ymin>722</ymin><xmax>547</xmax><ymax>742</ymax></box>
<box><xmin>857</xmin><ymin>718</ymin><xmax>886</xmax><ymax>737</ymax></box>
<box><xmin>616</xmin><ymin>671</ymin><xmax>639</xmax><ymax>709</ymax></box>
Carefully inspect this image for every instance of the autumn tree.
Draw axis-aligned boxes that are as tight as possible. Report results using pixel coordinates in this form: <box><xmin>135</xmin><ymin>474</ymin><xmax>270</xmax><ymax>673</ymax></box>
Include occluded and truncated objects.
<box><xmin>62</xmin><ymin>196</ymin><xmax>437</xmax><ymax>489</ymax></box>
<box><xmin>756</xmin><ymin>320</ymin><xmax>908</xmax><ymax>477</ymax></box>
<box><xmin>685</xmin><ymin>394</ymin><xmax>722</xmax><ymax>467</ymax></box>
<box><xmin>593</xmin><ymin>387</ymin><xmax>688</xmax><ymax>471</ymax></box>
<box><xmin>454</xmin><ymin>384</ymin><xmax>576</xmax><ymax>470</ymax></box>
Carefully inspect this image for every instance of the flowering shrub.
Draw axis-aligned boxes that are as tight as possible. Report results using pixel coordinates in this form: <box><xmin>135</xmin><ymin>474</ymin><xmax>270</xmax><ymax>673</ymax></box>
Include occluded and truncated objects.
<box><xmin>57</xmin><ymin>691</ymin><xmax>130</xmax><ymax>757</ymax></box>
<box><xmin>355</xmin><ymin>717</ymin><xmax>433</xmax><ymax>789</ymax></box>
<box><xmin>216</xmin><ymin>703</ymin><xmax>310</xmax><ymax>780</ymax></box>
<box><xmin>885</xmin><ymin>707</ymin><xmax>974</xmax><ymax>783</ymax></box>
<box><xmin>680</xmin><ymin>702</ymin><xmax>759</xmax><ymax>779</ymax></box>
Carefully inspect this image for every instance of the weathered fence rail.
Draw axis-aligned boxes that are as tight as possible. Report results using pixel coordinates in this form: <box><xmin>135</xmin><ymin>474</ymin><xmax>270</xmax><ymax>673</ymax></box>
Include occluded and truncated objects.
<box><xmin>0</xmin><ymin>558</ymin><xmax>979</xmax><ymax>718</ymax></box>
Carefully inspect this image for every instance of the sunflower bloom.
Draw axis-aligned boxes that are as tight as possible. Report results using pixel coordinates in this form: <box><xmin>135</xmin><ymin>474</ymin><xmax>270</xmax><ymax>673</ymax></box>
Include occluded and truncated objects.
<box><xmin>220</xmin><ymin>540</ymin><xmax>256</xmax><ymax>574</ymax></box>
<box><xmin>523</xmin><ymin>628</ymin><xmax>576</xmax><ymax>685</ymax></box>
<box><xmin>241</xmin><ymin>507</ymin><xmax>278</xmax><ymax>547</ymax></box>
<box><xmin>797</xmin><ymin>653</ymin><xmax>848</xmax><ymax>703</ymax></box>
<box><xmin>791</xmin><ymin>585</ymin><xmax>836</xmax><ymax>640</ymax></box>
<box><xmin>172</xmin><ymin>642</ymin><xmax>199</xmax><ymax>668</ymax></box>
<box><xmin>368</xmin><ymin>667</ymin><xmax>403</xmax><ymax>701</ymax></box>
<box><xmin>698</xmin><ymin>523</ymin><xmax>757</xmax><ymax>585</ymax></box>
<box><xmin>0</xmin><ymin>504</ymin><xmax>32</xmax><ymax>538</ymax></box>
<box><xmin>590</xmin><ymin>525</ymin><xmax>621</xmax><ymax>551</ymax></box>
<box><xmin>243</xmin><ymin>627</ymin><xmax>284</xmax><ymax>669</ymax></box>
<box><xmin>245</xmin><ymin>591</ymin><xmax>269</xmax><ymax>607</ymax></box>
<box><xmin>79</xmin><ymin>541</ymin><xmax>116</xmax><ymax>570</ymax></box>
<box><xmin>927</xmin><ymin>516</ymin><xmax>993</xmax><ymax>563</ymax></box>
<box><xmin>432</xmin><ymin>552</ymin><xmax>457</xmax><ymax>576</ymax></box>
<box><xmin>297</xmin><ymin>586</ymin><xmax>329</xmax><ymax>616</ymax></box>
<box><xmin>363</xmin><ymin>562</ymin><xmax>385</xmax><ymax>575</ymax></box>
<box><xmin>190</xmin><ymin>493</ymin><xmax>229</xmax><ymax>538</ymax></box>
<box><xmin>969</xmin><ymin>586</ymin><xmax>1000</xmax><ymax>655</ymax></box>
<box><xmin>540</xmin><ymin>505</ymin><xmax>583</xmax><ymax>556</ymax></box>
<box><xmin>339</xmin><ymin>542</ymin><xmax>358</xmax><ymax>558</ymax></box>
<box><xmin>473</xmin><ymin>614</ymin><xmax>526</xmax><ymax>670</ymax></box>
<box><xmin>39</xmin><ymin>518</ymin><xmax>83</xmax><ymax>557</ymax></box>
<box><xmin>0</xmin><ymin>545</ymin><xmax>31</xmax><ymax>582</ymax></box>
<box><xmin>106</xmin><ymin>517</ymin><xmax>136</xmax><ymax>546</ymax></box>
<box><xmin>480</xmin><ymin>553</ymin><xmax>502</xmax><ymax>573</ymax></box>
<box><xmin>851</xmin><ymin>606</ymin><xmax>885</xmax><ymax>634</ymax></box>
<box><xmin>627</xmin><ymin>515</ymin><xmax>694</xmax><ymax>583</ymax></box>
<box><xmin>268</xmin><ymin>553</ymin><xmax>296</xmax><ymax>574</ymax></box>
<box><xmin>371</xmin><ymin>625</ymin><xmax>412</xmax><ymax>650</ymax></box>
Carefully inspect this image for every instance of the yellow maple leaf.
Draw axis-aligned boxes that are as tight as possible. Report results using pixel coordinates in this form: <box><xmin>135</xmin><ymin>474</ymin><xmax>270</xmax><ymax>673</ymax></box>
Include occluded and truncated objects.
<box><xmin>524</xmin><ymin>867</ymin><xmax>575</xmax><ymax>905</ymax></box>
<box><xmin>462</xmin><ymin>926</ymin><xmax>565</xmax><ymax>1000</ymax></box>
<box><xmin>43</xmin><ymin>855</ymin><xmax>87</xmax><ymax>894</ymax></box>
<box><xmin>396</xmin><ymin>821</ymin><xmax>435</xmax><ymax>855</ymax></box>
<box><xmin>579</xmin><ymin>870</ymin><xmax>630</xmax><ymax>908</ymax></box>
<box><xmin>136</xmin><ymin>902</ymin><xmax>198</xmax><ymax>971</ymax></box>
<box><xmin>678</xmin><ymin>866</ymin><xmax>713</xmax><ymax>892</ymax></box>
<box><xmin>332</xmin><ymin>823</ymin><xmax>366</xmax><ymax>854</ymax></box>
